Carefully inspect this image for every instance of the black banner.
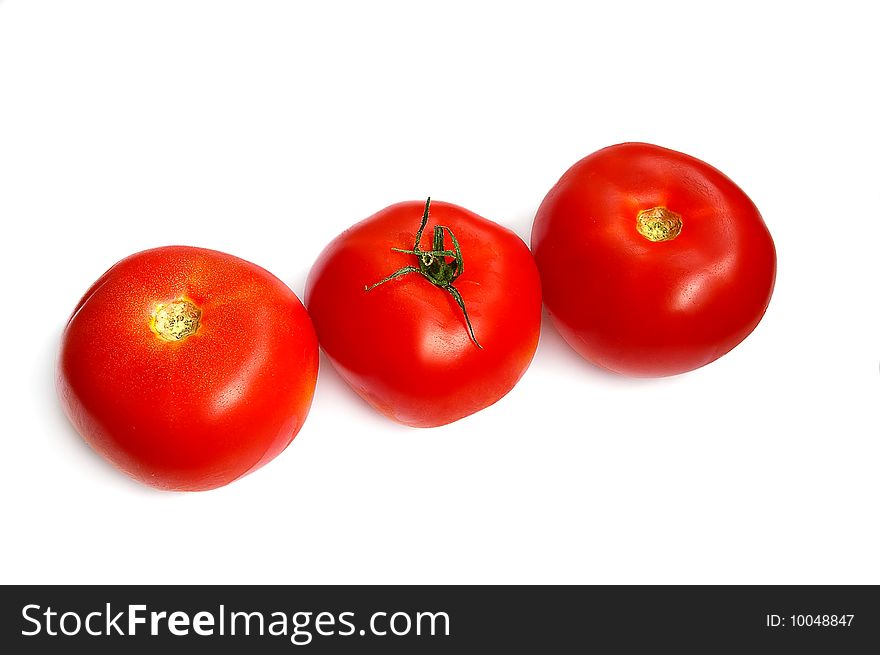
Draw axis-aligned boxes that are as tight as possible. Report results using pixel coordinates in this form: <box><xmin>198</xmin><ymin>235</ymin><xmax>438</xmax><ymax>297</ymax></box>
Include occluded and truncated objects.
<box><xmin>2</xmin><ymin>585</ymin><xmax>877</xmax><ymax>653</ymax></box>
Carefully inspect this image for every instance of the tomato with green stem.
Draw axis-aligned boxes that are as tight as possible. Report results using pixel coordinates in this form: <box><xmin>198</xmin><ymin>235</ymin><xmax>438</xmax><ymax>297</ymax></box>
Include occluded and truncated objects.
<box><xmin>306</xmin><ymin>199</ymin><xmax>541</xmax><ymax>427</ymax></box>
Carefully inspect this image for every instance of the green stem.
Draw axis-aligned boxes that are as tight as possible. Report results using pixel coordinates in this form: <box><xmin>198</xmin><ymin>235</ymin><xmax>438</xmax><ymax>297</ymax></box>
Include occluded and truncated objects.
<box><xmin>364</xmin><ymin>197</ymin><xmax>483</xmax><ymax>349</ymax></box>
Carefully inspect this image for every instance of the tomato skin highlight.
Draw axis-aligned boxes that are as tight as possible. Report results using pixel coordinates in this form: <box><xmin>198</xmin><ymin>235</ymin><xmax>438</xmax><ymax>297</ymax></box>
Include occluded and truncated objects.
<box><xmin>57</xmin><ymin>246</ymin><xmax>319</xmax><ymax>491</ymax></box>
<box><xmin>306</xmin><ymin>201</ymin><xmax>542</xmax><ymax>428</ymax></box>
<box><xmin>531</xmin><ymin>143</ymin><xmax>776</xmax><ymax>377</ymax></box>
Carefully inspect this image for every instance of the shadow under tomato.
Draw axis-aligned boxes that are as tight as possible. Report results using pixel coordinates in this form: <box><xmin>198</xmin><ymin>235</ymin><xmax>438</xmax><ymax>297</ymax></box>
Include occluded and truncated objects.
<box><xmin>503</xmin><ymin>210</ymin><xmax>537</xmax><ymax>247</ymax></box>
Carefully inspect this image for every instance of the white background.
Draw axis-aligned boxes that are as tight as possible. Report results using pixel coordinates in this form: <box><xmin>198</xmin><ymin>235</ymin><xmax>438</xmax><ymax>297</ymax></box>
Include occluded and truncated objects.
<box><xmin>1</xmin><ymin>1</ymin><xmax>877</xmax><ymax>584</ymax></box>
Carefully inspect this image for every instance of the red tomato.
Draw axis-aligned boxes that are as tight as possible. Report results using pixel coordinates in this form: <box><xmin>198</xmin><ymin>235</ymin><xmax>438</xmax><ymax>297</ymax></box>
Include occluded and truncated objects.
<box><xmin>531</xmin><ymin>143</ymin><xmax>776</xmax><ymax>377</ymax></box>
<box><xmin>306</xmin><ymin>199</ymin><xmax>541</xmax><ymax>427</ymax></box>
<box><xmin>57</xmin><ymin>246</ymin><xmax>318</xmax><ymax>491</ymax></box>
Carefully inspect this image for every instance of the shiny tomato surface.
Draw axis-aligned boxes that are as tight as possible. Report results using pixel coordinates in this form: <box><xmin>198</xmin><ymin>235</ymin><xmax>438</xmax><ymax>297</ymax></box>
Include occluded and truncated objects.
<box><xmin>57</xmin><ymin>246</ymin><xmax>318</xmax><ymax>491</ymax></box>
<box><xmin>531</xmin><ymin>143</ymin><xmax>776</xmax><ymax>376</ymax></box>
<box><xmin>306</xmin><ymin>200</ymin><xmax>541</xmax><ymax>427</ymax></box>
